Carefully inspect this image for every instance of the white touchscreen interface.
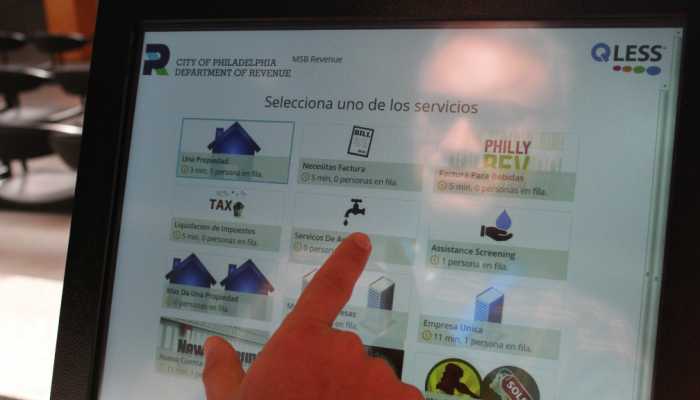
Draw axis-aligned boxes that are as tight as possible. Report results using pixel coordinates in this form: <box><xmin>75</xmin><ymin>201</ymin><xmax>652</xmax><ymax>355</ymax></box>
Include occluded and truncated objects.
<box><xmin>99</xmin><ymin>22</ymin><xmax>683</xmax><ymax>400</ymax></box>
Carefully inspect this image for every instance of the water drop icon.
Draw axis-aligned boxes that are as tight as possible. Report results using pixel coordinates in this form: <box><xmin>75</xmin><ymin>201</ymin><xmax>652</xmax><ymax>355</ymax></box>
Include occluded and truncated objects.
<box><xmin>495</xmin><ymin>210</ymin><xmax>511</xmax><ymax>230</ymax></box>
<box><xmin>343</xmin><ymin>219</ymin><xmax>348</xmax><ymax>226</ymax></box>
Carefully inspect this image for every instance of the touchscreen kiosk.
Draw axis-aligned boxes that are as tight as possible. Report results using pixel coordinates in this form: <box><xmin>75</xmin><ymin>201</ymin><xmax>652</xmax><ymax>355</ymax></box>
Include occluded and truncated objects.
<box><xmin>54</xmin><ymin>15</ymin><xmax>694</xmax><ymax>400</ymax></box>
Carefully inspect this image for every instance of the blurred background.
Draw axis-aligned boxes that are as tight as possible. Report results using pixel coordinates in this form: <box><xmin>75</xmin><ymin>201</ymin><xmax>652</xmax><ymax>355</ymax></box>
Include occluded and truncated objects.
<box><xmin>0</xmin><ymin>1</ymin><xmax>97</xmax><ymax>399</ymax></box>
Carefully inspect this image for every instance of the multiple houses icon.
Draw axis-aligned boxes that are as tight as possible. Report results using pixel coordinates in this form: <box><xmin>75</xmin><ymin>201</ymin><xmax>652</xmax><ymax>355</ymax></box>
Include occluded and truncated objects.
<box><xmin>367</xmin><ymin>277</ymin><xmax>395</xmax><ymax>311</ymax></box>
<box><xmin>220</xmin><ymin>259</ymin><xmax>275</xmax><ymax>295</ymax></box>
<box><xmin>207</xmin><ymin>122</ymin><xmax>261</xmax><ymax>155</ymax></box>
<box><xmin>301</xmin><ymin>269</ymin><xmax>318</xmax><ymax>293</ymax></box>
<box><xmin>165</xmin><ymin>254</ymin><xmax>217</xmax><ymax>289</ymax></box>
<box><xmin>166</xmin><ymin>253</ymin><xmax>274</xmax><ymax>295</ymax></box>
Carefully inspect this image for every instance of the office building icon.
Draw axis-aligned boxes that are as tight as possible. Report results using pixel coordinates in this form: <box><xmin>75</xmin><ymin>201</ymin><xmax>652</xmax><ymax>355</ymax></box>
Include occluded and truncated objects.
<box><xmin>475</xmin><ymin>287</ymin><xmax>505</xmax><ymax>324</ymax></box>
<box><xmin>362</xmin><ymin>276</ymin><xmax>396</xmax><ymax>334</ymax></box>
<box><xmin>301</xmin><ymin>269</ymin><xmax>318</xmax><ymax>293</ymax></box>
<box><xmin>367</xmin><ymin>277</ymin><xmax>395</xmax><ymax>311</ymax></box>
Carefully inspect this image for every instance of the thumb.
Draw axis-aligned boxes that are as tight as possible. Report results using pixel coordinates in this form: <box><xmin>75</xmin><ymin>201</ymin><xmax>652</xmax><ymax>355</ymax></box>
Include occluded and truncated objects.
<box><xmin>202</xmin><ymin>336</ymin><xmax>245</xmax><ymax>400</ymax></box>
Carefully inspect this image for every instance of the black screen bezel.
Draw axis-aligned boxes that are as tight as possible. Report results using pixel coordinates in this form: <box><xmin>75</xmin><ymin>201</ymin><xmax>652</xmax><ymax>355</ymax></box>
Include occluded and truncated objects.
<box><xmin>51</xmin><ymin>2</ymin><xmax>700</xmax><ymax>399</ymax></box>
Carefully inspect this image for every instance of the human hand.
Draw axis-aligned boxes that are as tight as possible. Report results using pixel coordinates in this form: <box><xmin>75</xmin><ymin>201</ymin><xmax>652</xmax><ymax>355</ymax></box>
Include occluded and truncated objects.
<box><xmin>484</xmin><ymin>226</ymin><xmax>513</xmax><ymax>241</ymax></box>
<box><xmin>201</xmin><ymin>232</ymin><xmax>423</xmax><ymax>400</ymax></box>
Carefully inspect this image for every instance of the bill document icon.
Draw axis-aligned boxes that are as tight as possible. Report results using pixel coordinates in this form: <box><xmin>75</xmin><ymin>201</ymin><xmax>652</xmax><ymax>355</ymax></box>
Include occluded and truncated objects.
<box><xmin>348</xmin><ymin>126</ymin><xmax>374</xmax><ymax>157</ymax></box>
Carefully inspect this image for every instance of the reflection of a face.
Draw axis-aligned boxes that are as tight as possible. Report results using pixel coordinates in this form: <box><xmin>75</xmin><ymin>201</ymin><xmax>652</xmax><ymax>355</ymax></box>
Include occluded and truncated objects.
<box><xmin>423</xmin><ymin>36</ymin><xmax>549</xmax><ymax>107</ymax></box>
<box><xmin>420</xmin><ymin>33</ymin><xmax>569</xmax><ymax>155</ymax></box>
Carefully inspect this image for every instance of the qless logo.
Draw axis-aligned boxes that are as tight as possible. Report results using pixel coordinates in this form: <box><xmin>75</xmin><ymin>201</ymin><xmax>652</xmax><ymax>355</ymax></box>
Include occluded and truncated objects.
<box><xmin>143</xmin><ymin>44</ymin><xmax>170</xmax><ymax>75</ymax></box>
<box><xmin>591</xmin><ymin>43</ymin><xmax>611</xmax><ymax>62</ymax></box>
<box><xmin>591</xmin><ymin>42</ymin><xmax>665</xmax><ymax>76</ymax></box>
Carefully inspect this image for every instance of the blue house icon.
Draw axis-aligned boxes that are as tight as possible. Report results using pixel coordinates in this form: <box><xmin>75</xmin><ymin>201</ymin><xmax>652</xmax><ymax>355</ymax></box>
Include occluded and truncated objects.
<box><xmin>207</xmin><ymin>122</ymin><xmax>261</xmax><ymax>155</ymax></box>
<box><xmin>165</xmin><ymin>254</ymin><xmax>217</xmax><ymax>289</ymax></box>
<box><xmin>219</xmin><ymin>259</ymin><xmax>275</xmax><ymax>295</ymax></box>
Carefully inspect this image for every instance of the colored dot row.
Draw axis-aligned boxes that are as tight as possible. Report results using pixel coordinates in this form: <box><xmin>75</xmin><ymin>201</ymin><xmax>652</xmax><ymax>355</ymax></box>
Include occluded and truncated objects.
<box><xmin>612</xmin><ymin>65</ymin><xmax>662</xmax><ymax>76</ymax></box>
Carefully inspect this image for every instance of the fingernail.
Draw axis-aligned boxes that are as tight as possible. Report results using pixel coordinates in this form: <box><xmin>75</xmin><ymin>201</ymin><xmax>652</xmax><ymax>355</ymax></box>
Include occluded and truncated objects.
<box><xmin>353</xmin><ymin>232</ymin><xmax>371</xmax><ymax>250</ymax></box>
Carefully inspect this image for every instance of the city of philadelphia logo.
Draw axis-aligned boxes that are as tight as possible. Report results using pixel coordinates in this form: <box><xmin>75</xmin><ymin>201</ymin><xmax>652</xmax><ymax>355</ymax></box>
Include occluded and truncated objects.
<box><xmin>143</xmin><ymin>44</ymin><xmax>170</xmax><ymax>75</ymax></box>
<box><xmin>591</xmin><ymin>42</ymin><xmax>663</xmax><ymax>76</ymax></box>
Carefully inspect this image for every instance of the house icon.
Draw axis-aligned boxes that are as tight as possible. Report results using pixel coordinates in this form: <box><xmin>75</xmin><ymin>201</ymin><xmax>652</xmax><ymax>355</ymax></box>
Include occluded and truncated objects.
<box><xmin>165</xmin><ymin>254</ymin><xmax>217</xmax><ymax>289</ymax></box>
<box><xmin>219</xmin><ymin>259</ymin><xmax>275</xmax><ymax>295</ymax></box>
<box><xmin>207</xmin><ymin>122</ymin><xmax>261</xmax><ymax>155</ymax></box>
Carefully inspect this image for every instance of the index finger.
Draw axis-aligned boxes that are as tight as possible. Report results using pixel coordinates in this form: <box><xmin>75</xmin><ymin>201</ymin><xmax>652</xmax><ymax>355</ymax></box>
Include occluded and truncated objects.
<box><xmin>289</xmin><ymin>232</ymin><xmax>372</xmax><ymax>327</ymax></box>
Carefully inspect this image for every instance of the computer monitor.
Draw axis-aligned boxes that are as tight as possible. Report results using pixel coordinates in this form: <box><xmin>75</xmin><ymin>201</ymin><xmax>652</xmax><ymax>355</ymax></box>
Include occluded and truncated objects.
<box><xmin>51</xmin><ymin>1</ymin><xmax>700</xmax><ymax>399</ymax></box>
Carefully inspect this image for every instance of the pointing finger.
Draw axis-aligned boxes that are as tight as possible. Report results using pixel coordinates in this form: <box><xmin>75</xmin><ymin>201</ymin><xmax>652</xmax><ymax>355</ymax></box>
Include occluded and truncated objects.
<box><xmin>291</xmin><ymin>232</ymin><xmax>371</xmax><ymax>327</ymax></box>
<box><xmin>202</xmin><ymin>336</ymin><xmax>245</xmax><ymax>400</ymax></box>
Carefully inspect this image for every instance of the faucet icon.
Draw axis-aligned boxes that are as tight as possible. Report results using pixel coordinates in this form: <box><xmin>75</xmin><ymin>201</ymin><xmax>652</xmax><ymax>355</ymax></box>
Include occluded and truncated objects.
<box><xmin>344</xmin><ymin>199</ymin><xmax>365</xmax><ymax>226</ymax></box>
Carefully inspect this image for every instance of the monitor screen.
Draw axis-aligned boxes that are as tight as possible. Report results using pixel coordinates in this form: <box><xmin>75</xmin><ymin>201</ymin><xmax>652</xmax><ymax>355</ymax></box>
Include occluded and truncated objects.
<box><xmin>98</xmin><ymin>20</ymin><xmax>683</xmax><ymax>399</ymax></box>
